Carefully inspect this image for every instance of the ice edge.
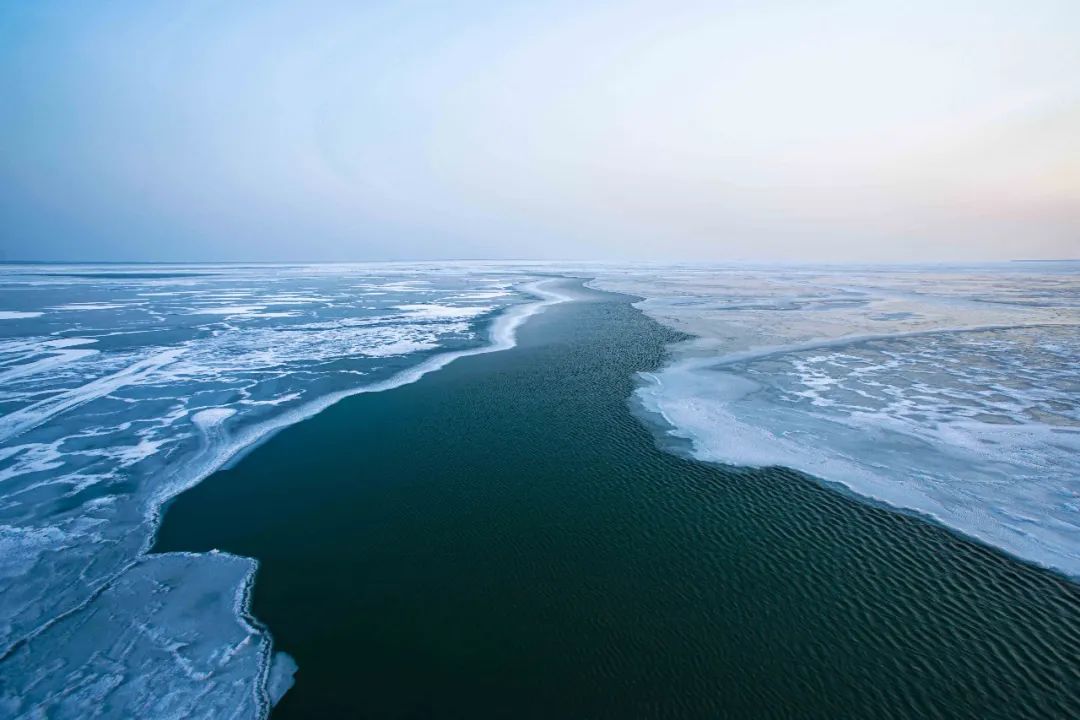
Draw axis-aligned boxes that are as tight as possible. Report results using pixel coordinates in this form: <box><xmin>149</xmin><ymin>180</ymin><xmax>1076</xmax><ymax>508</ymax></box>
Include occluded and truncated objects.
<box><xmin>627</xmin><ymin>309</ymin><xmax>1080</xmax><ymax>583</ymax></box>
<box><xmin>1</xmin><ymin>278</ymin><xmax>573</xmax><ymax>717</ymax></box>
<box><xmin>153</xmin><ymin>278</ymin><xmax>573</xmax><ymax>713</ymax></box>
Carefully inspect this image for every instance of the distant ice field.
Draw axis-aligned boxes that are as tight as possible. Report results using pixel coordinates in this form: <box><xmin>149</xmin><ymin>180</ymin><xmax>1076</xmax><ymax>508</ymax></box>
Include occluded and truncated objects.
<box><xmin>591</xmin><ymin>263</ymin><xmax>1080</xmax><ymax>578</ymax></box>
<box><xmin>0</xmin><ymin>262</ymin><xmax>562</xmax><ymax>719</ymax></box>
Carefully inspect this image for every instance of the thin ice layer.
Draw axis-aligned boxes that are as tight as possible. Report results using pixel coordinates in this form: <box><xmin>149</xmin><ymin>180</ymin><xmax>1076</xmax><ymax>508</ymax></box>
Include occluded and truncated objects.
<box><xmin>0</xmin><ymin>552</ymin><xmax>289</xmax><ymax>720</ymax></box>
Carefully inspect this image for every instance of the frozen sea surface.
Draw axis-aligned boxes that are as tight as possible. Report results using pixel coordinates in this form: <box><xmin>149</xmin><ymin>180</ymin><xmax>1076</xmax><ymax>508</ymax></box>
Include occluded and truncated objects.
<box><xmin>592</xmin><ymin>263</ymin><xmax>1080</xmax><ymax>577</ymax></box>
<box><xmin>0</xmin><ymin>262</ymin><xmax>556</xmax><ymax>718</ymax></box>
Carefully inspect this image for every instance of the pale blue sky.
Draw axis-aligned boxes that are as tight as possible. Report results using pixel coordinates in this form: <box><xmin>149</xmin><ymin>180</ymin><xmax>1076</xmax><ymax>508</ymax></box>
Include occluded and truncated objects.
<box><xmin>2</xmin><ymin>1</ymin><xmax>1078</xmax><ymax>262</ymax></box>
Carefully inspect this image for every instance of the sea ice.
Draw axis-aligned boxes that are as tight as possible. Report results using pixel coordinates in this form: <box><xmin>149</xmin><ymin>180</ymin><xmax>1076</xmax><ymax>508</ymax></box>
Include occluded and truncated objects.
<box><xmin>0</xmin><ymin>552</ymin><xmax>289</xmax><ymax>720</ymax></box>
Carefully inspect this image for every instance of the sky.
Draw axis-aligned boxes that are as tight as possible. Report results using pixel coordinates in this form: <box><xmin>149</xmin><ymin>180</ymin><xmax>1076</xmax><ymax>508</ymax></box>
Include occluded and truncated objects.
<box><xmin>1</xmin><ymin>0</ymin><xmax>1078</xmax><ymax>262</ymax></box>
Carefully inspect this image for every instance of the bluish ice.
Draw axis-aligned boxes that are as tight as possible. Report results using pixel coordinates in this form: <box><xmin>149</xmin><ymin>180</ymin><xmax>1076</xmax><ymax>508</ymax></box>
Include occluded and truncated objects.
<box><xmin>0</xmin><ymin>262</ymin><xmax>569</xmax><ymax>719</ymax></box>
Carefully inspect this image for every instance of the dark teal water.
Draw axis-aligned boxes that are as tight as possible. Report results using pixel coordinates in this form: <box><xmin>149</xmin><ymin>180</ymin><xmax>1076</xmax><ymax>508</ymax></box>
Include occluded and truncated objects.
<box><xmin>155</xmin><ymin>282</ymin><xmax>1080</xmax><ymax>719</ymax></box>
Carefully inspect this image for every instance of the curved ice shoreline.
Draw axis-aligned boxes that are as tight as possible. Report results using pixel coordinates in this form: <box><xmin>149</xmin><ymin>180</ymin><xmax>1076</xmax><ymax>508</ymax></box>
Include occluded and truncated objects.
<box><xmin>172</xmin><ymin>278</ymin><xmax>575</xmax><ymax>481</ymax></box>
<box><xmin>591</xmin><ymin>266</ymin><xmax>1080</xmax><ymax>581</ymax></box>
<box><xmin>633</xmin><ymin>335</ymin><xmax>1080</xmax><ymax>578</ymax></box>
<box><xmin>0</xmin><ymin>278</ymin><xmax>572</xmax><ymax>719</ymax></box>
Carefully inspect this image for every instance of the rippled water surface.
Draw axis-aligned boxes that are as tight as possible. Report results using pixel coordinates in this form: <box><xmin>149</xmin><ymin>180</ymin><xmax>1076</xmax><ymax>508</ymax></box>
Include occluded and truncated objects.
<box><xmin>158</xmin><ymin>282</ymin><xmax>1080</xmax><ymax>719</ymax></box>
